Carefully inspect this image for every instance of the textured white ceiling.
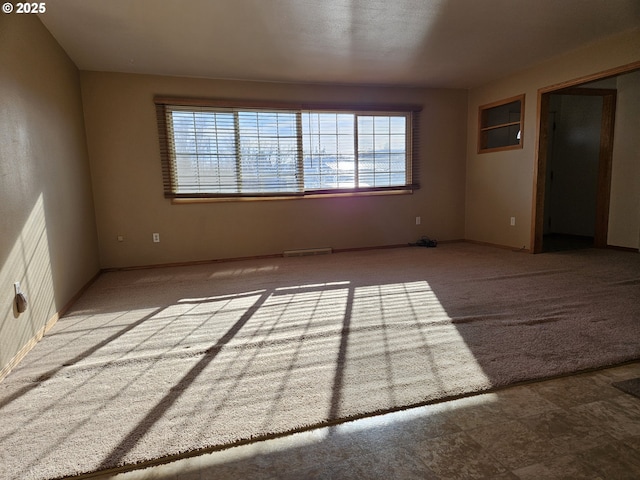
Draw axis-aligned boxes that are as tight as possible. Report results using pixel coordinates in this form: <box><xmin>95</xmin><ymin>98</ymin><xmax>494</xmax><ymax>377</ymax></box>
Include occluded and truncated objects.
<box><xmin>39</xmin><ymin>0</ymin><xmax>640</xmax><ymax>88</ymax></box>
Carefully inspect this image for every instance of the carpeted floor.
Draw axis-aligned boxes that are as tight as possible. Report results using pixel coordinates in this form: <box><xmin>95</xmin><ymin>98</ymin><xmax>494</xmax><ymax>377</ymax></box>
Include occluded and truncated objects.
<box><xmin>1</xmin><ymin>243</ymin><xmax>639</xmax><ymax>480</ymax></box>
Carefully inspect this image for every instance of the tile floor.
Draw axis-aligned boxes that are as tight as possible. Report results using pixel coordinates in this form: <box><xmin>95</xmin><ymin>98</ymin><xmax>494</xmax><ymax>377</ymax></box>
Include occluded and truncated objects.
<box><xmin>92</xmin><ymin>362</ymin><xmax>640</xmax><ymax>480</ymax></box>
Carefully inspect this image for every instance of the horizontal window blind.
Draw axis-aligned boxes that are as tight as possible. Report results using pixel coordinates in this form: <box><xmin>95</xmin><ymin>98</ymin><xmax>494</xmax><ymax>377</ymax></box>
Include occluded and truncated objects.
<box><xmin>155</xmin><ymin>99</ymin><xmax>420</xmax><ymax>199</ymax></box>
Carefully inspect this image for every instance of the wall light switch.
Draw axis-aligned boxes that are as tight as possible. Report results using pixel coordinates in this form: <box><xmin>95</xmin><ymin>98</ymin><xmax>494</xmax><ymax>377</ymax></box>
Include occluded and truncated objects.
<box><xmin>416</xmin><ymin>216</ymin><xmax>421</xmax><ymax>225</ymax></box>
<box><xmin>152</xmin><ymin>233</ymin><xmax>160</xmax><ymax>243</ymax></box>
<box><xmin>510</xmin><ymin>217</ymin><xmax>516</xmax><ymax>226</ymax></box>
<box><xmin>117</xmin><ymin>235</ymin><xmax>124</xmax><ymax>242</ymax></box>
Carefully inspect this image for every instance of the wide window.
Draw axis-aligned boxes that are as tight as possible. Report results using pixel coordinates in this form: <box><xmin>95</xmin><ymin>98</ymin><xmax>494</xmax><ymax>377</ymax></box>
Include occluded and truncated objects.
<box><xmin>155</xmin><ymin>98</ymin><xmax>419</xmax><ymax>199</ymax></box>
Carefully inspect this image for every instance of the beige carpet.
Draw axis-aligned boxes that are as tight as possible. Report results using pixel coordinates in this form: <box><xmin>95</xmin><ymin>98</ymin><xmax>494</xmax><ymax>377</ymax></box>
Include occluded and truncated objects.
<box><xmin>1</xmin><ymin>243</ymin><xmax>639</xmax><ymax>480</ymax></box>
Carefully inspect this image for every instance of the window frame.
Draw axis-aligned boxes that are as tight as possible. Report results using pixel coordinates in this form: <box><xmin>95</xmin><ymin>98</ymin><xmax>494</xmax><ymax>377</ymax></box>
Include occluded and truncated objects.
<box><xmin>477</xmin><ymin>94</ymin><xmax>525</xmax><ymax>154</ymax></box>
<box><xmin>155</xmin><ymin>97</ymin><xmax>421</xmax><ymax>201</ymax></box>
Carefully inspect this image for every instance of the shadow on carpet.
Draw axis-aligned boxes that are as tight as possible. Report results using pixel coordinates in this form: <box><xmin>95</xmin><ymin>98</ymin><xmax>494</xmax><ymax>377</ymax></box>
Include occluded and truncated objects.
<box><xmin>1</xmin><ymin>243</ymin><xmax>640</xmax><ymax>480</ymax></box>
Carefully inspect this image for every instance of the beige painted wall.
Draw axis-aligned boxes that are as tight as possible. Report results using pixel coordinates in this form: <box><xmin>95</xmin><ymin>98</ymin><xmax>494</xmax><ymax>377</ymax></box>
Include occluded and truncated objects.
<box><xmin>81</xmin><ymin>72</ymin><xmax>467</xmax><ymax>268</ymax></box>
<box><xmin>466</xmin><ymin>28</ymin><xmax>640</xmax><ymax>250</ymax></box>
<box><xmin>608</xmin><ymin>70</ymin><xmax>640</xmax><ymax>249</ymax></box>
<box><xmin>0</xmin><ymin>16</ymin><xmax>100</xmax><ymax>373</ymax></box>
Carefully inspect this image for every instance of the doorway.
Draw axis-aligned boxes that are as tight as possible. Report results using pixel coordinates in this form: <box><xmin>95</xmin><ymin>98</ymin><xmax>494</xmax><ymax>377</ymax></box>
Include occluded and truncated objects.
<box><xmin>533</xmin><ymin>88</ymin><xmax>617</xmax><ymax>253</ymax></box>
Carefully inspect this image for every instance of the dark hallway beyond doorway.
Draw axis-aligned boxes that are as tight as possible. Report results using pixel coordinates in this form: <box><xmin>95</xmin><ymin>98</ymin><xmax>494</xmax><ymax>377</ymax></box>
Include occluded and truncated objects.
<box><xmin>543</xmin><ymin>233</ymin><xmax>594</xmax><ymax>252</ymax></box>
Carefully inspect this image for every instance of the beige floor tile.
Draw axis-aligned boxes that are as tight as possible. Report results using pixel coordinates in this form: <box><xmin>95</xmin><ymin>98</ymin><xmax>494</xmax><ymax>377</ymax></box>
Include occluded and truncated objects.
<box><xmin>573</xmin><ymin>396</ymin><xmax>640</xmax><ymax>440</ymax></box>
<box><xmin>513</xmin><ymin>455</ymin><xmax>604</xmax><ymax>480</ymax></box>
<box><xmin>592</xmin><ymin>363</ymin><xmax>640</xmax><ymax>384</ymax></box>
<box><xmin>611</xmin><ymin>392</ymin><xmax>640</xmax><ymax>415</ymax></box>
<box><xmin>465</xmin><ymin>419</ymin><xmax>557</xmax><ymax>470</ymax></box>
<box><xmin>351</xmin><ymin>448</ymin><xmax>440</xmax><ymax>480</ymax></box>
<box><xmin>534</xmin><ymin>374</ymin><xmax>623</xmax><ymax>409</ymax></box>
<box><xmin>271</xmin><ymin>462</ymin><xmax>353</xmax><ymax>480</ymax></box>
<box><xmin>511</xmin><ymin>462</ymin><xmax>557</xmax><ymax>480</ymax></box>
<box><xmin>491</xmin><ymin>384</ymin><xmax>563</xmax><ymax>419</ymax></box>
<box><xmin>175</xmin><ymin>471</ymin><xmax>201</xmax><ymax>480</ymax></box>
<box><xmin>196</xmin><ymin>455</ymin><xmax>271</xmax><ymax>480</ymax></box>
<box><xmin>102</xmin><ymin>464</ymin><xmax>178</xmax><ymax>480</ymax></box>
<box><xmin>355</xmin><ymin>410</ymin><xmax>462</xmax><ymax>452</ymax></box>
<box><xmin>519</xmin><ymin>408</ymin><xmax>613</xmax><ymax>455</ymax></box>
<box><xmin>99</xmin><ymin>455</ymin><xmax>205</xmax><ymax>480</ymax></box>
<box><xmin>440</xmin><ymin>396</ymin><xmax>514</xmax><ymax>430</ymax></box>
<box><xmin>413</xmin><ymin>430</ymin><xmax>509</xmax><ymax>479</ymax></box>
<box><xmin>577</xmin><ymin>441</ymin><xmax>640</xmax><ymax>479</ymax></box>
<box><xmin>624</xmin><ymin>434</ymin><xmax>640</xmax><ymax>453</ymax></box>
<box><xmin>198</xmin><ymin>467</ymin><xmax>275</xmax><ymax>480</ymax></box>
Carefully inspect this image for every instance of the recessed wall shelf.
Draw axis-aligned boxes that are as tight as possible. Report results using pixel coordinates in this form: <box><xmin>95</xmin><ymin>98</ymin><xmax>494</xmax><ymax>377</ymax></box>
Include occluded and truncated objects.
<box><xmin>478</xmin><ymin>94</ymin><xmax>525</xmax><ymax>154</ymax></box>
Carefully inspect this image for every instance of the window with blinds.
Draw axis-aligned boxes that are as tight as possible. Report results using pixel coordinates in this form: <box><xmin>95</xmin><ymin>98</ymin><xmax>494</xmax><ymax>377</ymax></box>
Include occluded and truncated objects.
<box><xmin>155</xmin><ymin>98</ymin><xmax>420</xmax><ymax>199</ymax></box>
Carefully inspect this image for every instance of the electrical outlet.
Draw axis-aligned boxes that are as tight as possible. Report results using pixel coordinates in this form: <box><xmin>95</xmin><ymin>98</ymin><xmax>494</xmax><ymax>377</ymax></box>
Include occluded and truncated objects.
<box><xmin>510</xmin><ymin>217</ymin><xmax>516</xmax><ymax>226</ymax></box>
<box><xmin>117</xmin><ymin>235</ymin><xmax>124</xmax><ymax>242</ymax></box>
<box><xmin>416</xmin><ymin>216</ymin><xmax>421</xmax><ymax>225</ymax></box>
<box><xmin>152</xmin><ymin>233</ymin><xmax>160</xmax><ymax>243</ymax></box>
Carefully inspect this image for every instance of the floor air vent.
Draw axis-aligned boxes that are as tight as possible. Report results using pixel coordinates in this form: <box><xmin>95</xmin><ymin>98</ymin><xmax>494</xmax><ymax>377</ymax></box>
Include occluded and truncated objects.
<box><xmin>283</xmin><ymin>247</ymin><xmax>332</xmax><ymax>257</ymax></box>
